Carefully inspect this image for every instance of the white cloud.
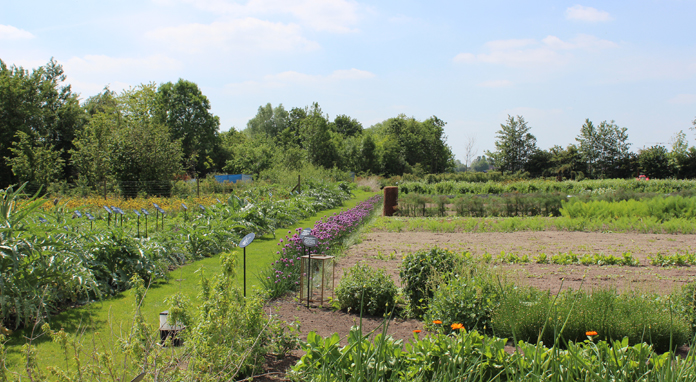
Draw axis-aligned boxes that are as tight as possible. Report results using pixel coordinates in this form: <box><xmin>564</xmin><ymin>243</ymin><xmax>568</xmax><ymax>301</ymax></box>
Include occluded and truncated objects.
<box><xmin>477</xmin><ymin>80</ymin><xmax>513</xmax><ymax>88</ymax></box>
<box><xmin>161</xmin><ymin>0</ymin><xmax>363</xmax><ymax>33</ymax></box>
<box><xmin>485</xmin><ymin>39</ymin><xmax>536</xmax><ymax>51</ymax></box>
<box><xmin>225</xmin><ymin>68</ymin><xmax>375</xmax><ymax>93</ymax></box>
<box><xmin>147</xmin><ymin>18</ymin><xmax>320</xmax><ymax>54</ymax></box>
<box><xmin>0</xmin><ymin>24</ymin><xmax>34</xmax><ymax>40</ymax></box>
<box><xmin>64</xmin><ymin>54</ymin><xmax>183</xmax><ymax>74</ymax></box>
<box><xmin>566</xmin><ymin>5</ymin><xmax>613</xmax><ymax>22</ymax></box>
<box><xmin>454</xmin><ymin>35</ymin><xmax>616</xmax><ymax>68</ymax></box>
<box><xmin>668</xmin><ymin>94</ymin><xmax>696</xmax><ymax>105</ymax></box>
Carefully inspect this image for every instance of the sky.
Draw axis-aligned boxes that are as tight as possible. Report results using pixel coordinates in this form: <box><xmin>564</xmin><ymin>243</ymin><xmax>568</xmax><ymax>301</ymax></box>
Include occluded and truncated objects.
<box><xmin>2</xmin><ymin>0</ymin><xmax>696</xmax><ymax>162</ymax></box>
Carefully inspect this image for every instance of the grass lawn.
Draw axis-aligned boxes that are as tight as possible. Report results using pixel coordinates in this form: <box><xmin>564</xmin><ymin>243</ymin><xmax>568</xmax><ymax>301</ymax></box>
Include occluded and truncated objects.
<box><xmin>4</xmin><ymin>190</ymin><xmax>377</xmax><ymax>371</ymax></box>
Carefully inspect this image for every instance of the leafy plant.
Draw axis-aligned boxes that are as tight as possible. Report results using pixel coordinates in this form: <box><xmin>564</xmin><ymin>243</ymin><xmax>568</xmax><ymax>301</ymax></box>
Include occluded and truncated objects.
<box><xmin>335</xmin><ymin>264</ymin><xmax>398</xmax><ymax>317</ymax></box>
<box><xmin>400</xmin><ymin>247</ymin><xmax>459</xmax><ymax>317</ymax></box>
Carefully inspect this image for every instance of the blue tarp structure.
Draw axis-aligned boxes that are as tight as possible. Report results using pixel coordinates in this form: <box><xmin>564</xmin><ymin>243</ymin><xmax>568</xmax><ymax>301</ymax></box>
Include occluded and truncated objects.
<box><xmin>213</xmin><ymin>174</ymin><xmax>253</xmax><ymax>184</ymax></box>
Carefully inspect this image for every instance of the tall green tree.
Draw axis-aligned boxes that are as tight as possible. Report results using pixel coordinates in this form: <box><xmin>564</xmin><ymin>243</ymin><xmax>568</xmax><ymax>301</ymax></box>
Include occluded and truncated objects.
<box><xmin>6</xmin><ymin>131</ymin><xmax>65</xmax><ymax>191</ymax></box>
<box><xmin>487</xmin><ymin>115</ymin><xmax>537</xmax><ymax>173</ymax></box>
<box><xmin>157</xmin><ymin>79</ymin><xmax>220</xmax><ymax>175</ymax></box>
<box><xmin>330</xmin><ymin>114</ymin><xmax>362</xmax><ymax>137</ymax></box>
<box><xmin>360</xmin><ymin>134</ymin><xmax>380</xmax><ymax>174</ymax></box>
<box><xmin>638</xmin><ymin>145</ymin><xmax>671</xmax><ymax>179</ymax></box>
<box><xmin>576</xmin><ymin>119</ymin><xmax>631</xmax><ymax>178</ymax></box>
<box><xmin>244</xmin><ymin>103</ymin><xmax>289</xmax><ymax>139</ymax></box>
<box><xmin>302</xmin><ymin>112</ymin><xmax>338</xmax><ymax>169</ymax></box>
<box><xmin>0</xmin><ymin>59</ymin><xmax>85</xmax><ymax>187</ymax></box>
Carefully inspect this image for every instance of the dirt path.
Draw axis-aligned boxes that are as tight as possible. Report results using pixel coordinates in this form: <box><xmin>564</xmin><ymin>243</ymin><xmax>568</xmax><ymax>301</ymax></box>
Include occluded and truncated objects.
<box><xmin>339</xmin><ymin>231</ymin><xmax>696</xmax><ymax>294</ymax></box>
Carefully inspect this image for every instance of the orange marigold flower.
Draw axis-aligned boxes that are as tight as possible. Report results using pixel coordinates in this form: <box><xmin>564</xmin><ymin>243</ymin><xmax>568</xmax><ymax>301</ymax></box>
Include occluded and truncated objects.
<box><xmin>586</xmin><ymin>331</ymin><xmax>598</xmax><ymax>336</ymax></box>
<box><xmin>413</xmin><ymin>330</ymin><xmax>422</xmax><ymax>333</ymax></box>
<box><xmin>433</xmin><ymin>320</ymin><xmax>442</xmax><ymax>325</ymax></box>
<box><xmin>451</xmin><ymin>323</ymin><xmax>464</xmax><ymax>330</ymax></box>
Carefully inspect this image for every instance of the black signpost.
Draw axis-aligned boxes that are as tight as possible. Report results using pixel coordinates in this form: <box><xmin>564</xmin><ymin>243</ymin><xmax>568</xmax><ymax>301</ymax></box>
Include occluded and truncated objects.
<box><xmin>141</xmin><ymin>208</ymin><xmax>149</xmax><ymax>237</ymax></box>
<box><xmin>302</xmin><ymin>234</ymin><xmax>318</xmax><ymax>308</ymax></box>
<box><xmin>134</xmin><ymin>209</ymin><xmax>141</xmax><ymax>236</ymax></box>
<box><xmin>153</xmin><ymin>203</ymin><xmax>165</xmax><ymax>230</ymax></box>
<box><xmin>239</xmin><ymin>233</ymin><xmax>256</xmax><ymax>297</ymax></box>
<box><xmin>86</xmin><ymin>212</ymin><xmax>95</xmax><ymax>230</ymax></box>
<box><xmin>104</xmin><ymin>206</ymin><xmax>112</xmax><ymax>226</ymax></box>
<box><xmin>181</xmin><ymin>203</ymin><xmax>188</xmax><ymax>220</ymax></box>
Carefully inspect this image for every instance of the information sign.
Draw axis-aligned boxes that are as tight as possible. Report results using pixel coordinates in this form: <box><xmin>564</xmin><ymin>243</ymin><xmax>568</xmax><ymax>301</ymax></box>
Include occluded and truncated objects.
<box><xmin>302</xmin><ymin>235</ymin><xmax>318</xmax><ymax>247</ymax></box>
<box><xmin>239</xmin><ymin>232</ymin><xmax>255</xmax><ymax>248</ymax></box>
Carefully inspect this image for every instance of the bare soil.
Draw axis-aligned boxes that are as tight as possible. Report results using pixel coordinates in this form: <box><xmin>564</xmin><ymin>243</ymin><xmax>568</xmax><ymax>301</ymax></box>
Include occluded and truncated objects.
<box><xmin>258</xmin><ymin>231</ymin><xmax>696</xmax><ymax>380</ymax></box>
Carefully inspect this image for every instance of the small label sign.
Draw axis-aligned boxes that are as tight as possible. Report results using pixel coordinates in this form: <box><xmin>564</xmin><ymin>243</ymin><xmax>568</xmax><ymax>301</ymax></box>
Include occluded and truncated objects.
<box><xmin>239</xmin><ymin>232</ymin><xmax>255</xmax><ymax>248</ymax></box>
<box><xmin>104</xmin><ymin>206</ymin><xmax>112</xmax><ymax>213</ymax></box>
<box><xmin>181</xmin><ymin>203</ymin><xmax>188</xmax><ymax>210</ymax></box>
<box><xmin>134</xmin><ymin>209</ymin><xmax>141</xmax><ymax>217</ymax></box>
<box><xmin>141</xmin><ymin>208</ymin><xmax>149</xmax><ymax>216</ymax></box>
<box><xmin>300</xmin><ymin>228</ymin><xmax>312</xmax><ymax>238</ymax></box>
<box><xmin>302</xmin><ymin>235</ymin><xmax>318</xmax><ymax>248</ymax></box>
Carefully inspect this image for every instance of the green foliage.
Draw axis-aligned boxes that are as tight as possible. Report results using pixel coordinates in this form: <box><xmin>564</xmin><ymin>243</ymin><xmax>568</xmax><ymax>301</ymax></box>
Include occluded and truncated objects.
<box><xmin>487</xmin><ymin>115</ymin><xmax>538</xmax><ymax>174</ymax></box>
<box><xmin>292</xmin><ymin>325</ymin><xmax>696</xmax><ymax>381</ymax></box>
<box><xmin>0</xmin><ymin>184</ymin><xmax>99</xmax><ymax>329</ymax></box>
<box><xmin>576</xmin><ymin>118</ymin><xmax>632</xmax><ymax>178</ymax></box>
<box><xmin>335</xmin><ymin>264</ymin><xmax>398</xmax><ymax>316</ymax></box>
<box><xmin>425</xmin><ymin>262</ymin><xmax>507</xmax><ymax>333</ymax></box>
<box><xmin>649</xmin><ymin>252</ymin><xmax>696</xmax><ymax>266</ymax></box>
<box><xmin>0</xmin><ymin>59</ymin><xmax>85</xmax><ymax>189</ymax></box>
<box><xmin>157</xmin><ymin>79</ymin><xmax>220</xmax><ymax>175</ymax></box>
<box><xmin>492</xmin><ymin>287</ymin><xmax>690</xmax><ymax>353</ymax></box>
<box><xmin>398</xmin><ymin>178</ymin><xmax>696</xmax><ymax>196</ymax></box>
<box><xmin>400</xmin><ymin>247</ymin><xmax>459</xmax><ymax>317</ymax></box>
<box><xmin>7</xmin><ymin>131</ymin><xmax>65</xmax><ymax>191</ymax></box>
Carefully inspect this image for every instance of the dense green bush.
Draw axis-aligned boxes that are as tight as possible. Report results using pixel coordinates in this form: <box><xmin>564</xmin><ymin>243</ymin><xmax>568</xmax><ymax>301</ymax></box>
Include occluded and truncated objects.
<box><xmin>335</xmin><ymin>263</ymin><xmax>397</xmax><ymax>316</ymax></box>
<box><xmin>400</xmin><ymin>247</ymin><xmax>459</xmax><ymax>317</ymax></box>
<box><xmin>425</xmin><ymin>263</ymin><xmax>508</xmax><ymax>333</ymax></box>
<box><xmin>492</xmin><ymin>287</ymin><xmax>691</xmax><ymax>353</ymax></box>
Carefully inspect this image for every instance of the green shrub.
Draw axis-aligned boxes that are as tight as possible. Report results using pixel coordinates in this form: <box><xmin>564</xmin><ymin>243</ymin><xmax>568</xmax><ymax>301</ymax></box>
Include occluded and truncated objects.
<box><xmin>425</xmin><ymin>263</ymin><xmax>508</xmax><ymax>333</ymax></box>
<box><xmin>335</xmin><ymin>264</ymin><xmax>397</xmax><ymax>316</ymax></box>
<box><xmin>492</xmin><ymin>288</ymin><xmax>691</xmax><ymax>353</ymax></box>
<box><xmin>400</xmin><ymin>247</ymin><xmax>459</xmax><ymax>317</ymax></box>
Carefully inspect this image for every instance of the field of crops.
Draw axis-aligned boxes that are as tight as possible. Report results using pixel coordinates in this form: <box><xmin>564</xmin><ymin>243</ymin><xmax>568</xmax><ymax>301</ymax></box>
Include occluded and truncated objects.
<box><xmin>3</xmin><ymin>177</ymin><xmax>696</xmax><ymax>381</ymax></box>
<box><xmin>0</xmin><ymin>182</ymin><xmax>354</xmax><ymax>329</ymax></box>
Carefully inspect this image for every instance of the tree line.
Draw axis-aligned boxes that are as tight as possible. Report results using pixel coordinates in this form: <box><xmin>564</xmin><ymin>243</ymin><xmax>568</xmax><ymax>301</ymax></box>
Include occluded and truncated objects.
<box><xmin>2</xmin><ymin>59</ymin><xmax>694</xmax><ymax>195</ymax></box>
<box><xmin>0</xmin><ymin>59</ymin><xmax>455</xmax><ymax>193</ymax></box>
<box><xmin>480</xmin><ymin>115</ymin><xmax>696</xmax><ymax>180</ymax></box>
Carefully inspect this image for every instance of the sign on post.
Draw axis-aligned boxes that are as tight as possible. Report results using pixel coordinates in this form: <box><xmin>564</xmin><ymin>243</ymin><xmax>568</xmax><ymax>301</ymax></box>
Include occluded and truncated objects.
<box><xmin>239</xmin><ymin>233</ymin><xmax>256</xmax><ymax>297</ymax></box>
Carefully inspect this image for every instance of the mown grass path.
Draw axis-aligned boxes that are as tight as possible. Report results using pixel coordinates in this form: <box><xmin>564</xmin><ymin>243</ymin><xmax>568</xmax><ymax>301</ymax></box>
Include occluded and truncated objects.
<box><xmin>5</xmin><ymin>190</ymin><xmax>377</xmax><ymax>370</ymax></box>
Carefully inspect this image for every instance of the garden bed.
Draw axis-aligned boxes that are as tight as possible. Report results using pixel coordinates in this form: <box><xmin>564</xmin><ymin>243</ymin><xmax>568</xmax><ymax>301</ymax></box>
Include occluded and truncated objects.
<box><xmin>339</xmin><ymin>231</ymin><xmax>696</xmax><ymax>294</ymax></box>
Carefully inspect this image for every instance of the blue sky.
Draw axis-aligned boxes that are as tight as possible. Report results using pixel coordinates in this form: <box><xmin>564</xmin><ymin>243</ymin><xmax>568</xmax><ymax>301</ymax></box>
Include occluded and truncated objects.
<box><xmin>2</xmin><ymin>1</ymin><xmax>695</xmax><ymax>161</ymax></box>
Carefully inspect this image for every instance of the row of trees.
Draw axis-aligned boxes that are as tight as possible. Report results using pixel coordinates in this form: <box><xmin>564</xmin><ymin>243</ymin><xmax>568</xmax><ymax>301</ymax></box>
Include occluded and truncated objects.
<box><xmin>485</xmin><ymin>115</ymin><xmax>696</xmax><ymax>180</ymax></box>
<box><xmin>0</xmin><ymin>59</ymin><xmax>456</xmax><ymax>193</ymax></box>
<box><xmin>224</xmin><ymin>103</ymin><xmax>455</xmax><ymax>178</ymax></box>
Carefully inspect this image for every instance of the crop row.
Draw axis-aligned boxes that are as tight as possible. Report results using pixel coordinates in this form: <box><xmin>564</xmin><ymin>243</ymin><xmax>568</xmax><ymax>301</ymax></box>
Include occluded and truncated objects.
<box><xmin>397</xmin><ymin>192</ymin><xmax>696</xmax><ymax>220</ymax></box>
<box><xmin>460</xmin><ymin>250</ymin><xmax>696</xmax><ymax>267</ymax></box>
<box><xmin>398</xmin><ymin>178</ymin><xmax>696</xmax><ymax>195</ymax></box>
<box><xmin>303</xmin><ymin>246</ymin><xmax>696</xmax><ymax>380</ymax></box>
<box><xmin>0</xmin><ymin>182</ymin><xmax>353</xmax><ymax>329</ymax></box>
<box><xmin>372</xmin><ymin>215</ymin><xmax>696</xmax><ymax>234</ymax></box>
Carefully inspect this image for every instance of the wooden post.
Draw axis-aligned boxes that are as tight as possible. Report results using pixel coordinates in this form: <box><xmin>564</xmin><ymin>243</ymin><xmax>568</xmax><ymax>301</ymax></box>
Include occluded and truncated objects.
<box><xmin>103</xmin><ymin>179</ymin><xmax>107</xmax><ymax>200</ymax></box>
<box><xmin>298</xmin><ymin>175</ymin><xmax>301</xmax><ymax>194</ymax></box>
<box><xmin>196</xmin><ymin>177</ymin><xmax>200</xmax><ymax>199</ymax></box>
<box><xmin>383</xmin><ymin>186</ymin><xmax>398</xmax><ymax>216</ymax></box>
